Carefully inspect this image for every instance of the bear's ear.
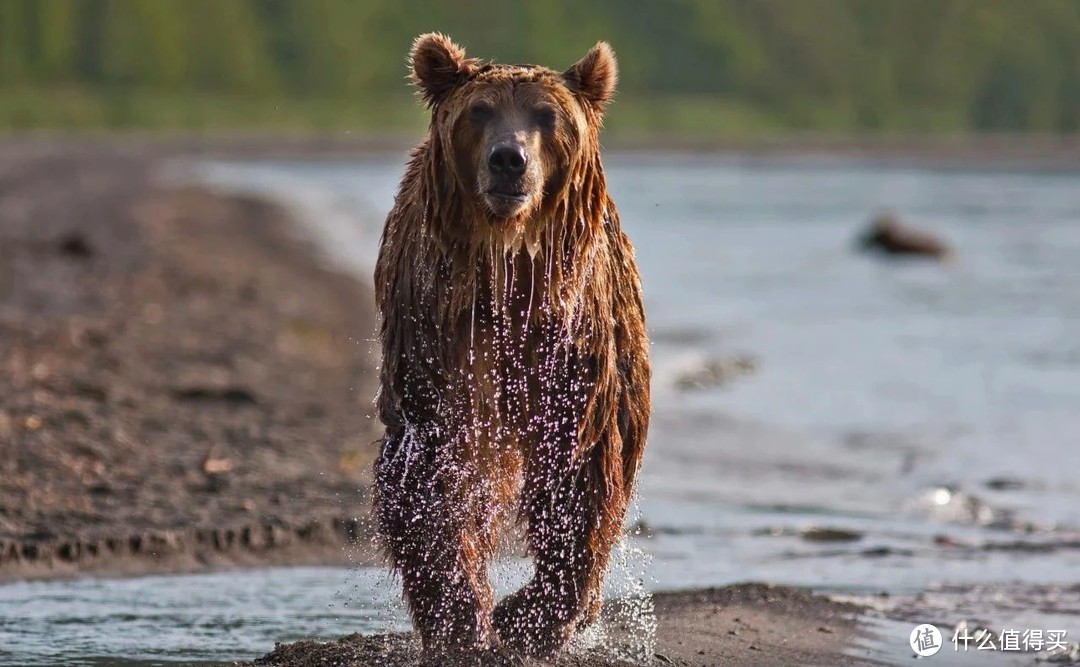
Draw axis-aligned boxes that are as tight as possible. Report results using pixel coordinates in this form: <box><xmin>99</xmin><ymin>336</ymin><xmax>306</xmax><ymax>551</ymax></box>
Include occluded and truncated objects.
<box><xmin>563</xmin><ymin>42</ymin><xmax>618</xmax><ymax>114</ymax></box>
<box><xmin>409</xmin><ymin>33</ymin><xmax>477</xmax><ymax>108</ymax></box>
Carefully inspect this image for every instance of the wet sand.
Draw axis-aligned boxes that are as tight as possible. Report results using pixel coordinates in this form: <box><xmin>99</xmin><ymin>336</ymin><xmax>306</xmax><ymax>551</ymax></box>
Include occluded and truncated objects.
<box><xmin>244</xmin><ymin>584</ymin><xmax>883</xmax><ymax>667</ymax></box>
<box><xmin>0</xmin><ymin>141</ymin><xmax>381</xmax><ymax>582</ymax></box>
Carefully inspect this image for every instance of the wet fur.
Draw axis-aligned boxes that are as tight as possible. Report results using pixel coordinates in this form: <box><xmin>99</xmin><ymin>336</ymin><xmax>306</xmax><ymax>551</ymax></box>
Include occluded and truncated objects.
<box><xmin>373</xmin><ymin>34</ymin><xmax>650</xmax><ymax>659</ymax></box>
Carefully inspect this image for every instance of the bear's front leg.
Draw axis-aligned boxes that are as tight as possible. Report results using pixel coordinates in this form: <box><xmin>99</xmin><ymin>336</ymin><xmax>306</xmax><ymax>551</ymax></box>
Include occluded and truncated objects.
<box><xmin>374</xmin><ymin>427</ymin><xmax>495</xmax><ymax>656</ymax></box>
<box><xmin>494</xmin><ymin>438</ymin><xmax>629</xmax><ymax>658</ymax></box>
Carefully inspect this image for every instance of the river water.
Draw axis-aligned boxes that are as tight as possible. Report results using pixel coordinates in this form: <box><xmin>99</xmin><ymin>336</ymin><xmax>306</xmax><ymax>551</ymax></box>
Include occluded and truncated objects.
<box><xmin>3</xmin><ymin>152</ymin><xmax>1078</xmax><ymax>665</ymax></box>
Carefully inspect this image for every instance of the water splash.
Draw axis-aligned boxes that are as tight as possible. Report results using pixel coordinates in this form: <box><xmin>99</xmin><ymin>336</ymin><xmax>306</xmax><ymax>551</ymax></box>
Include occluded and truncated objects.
<box><xmin>570</xmin><ymin>500</ymin><xmax>658</xmax><ymax>663</ymax></box>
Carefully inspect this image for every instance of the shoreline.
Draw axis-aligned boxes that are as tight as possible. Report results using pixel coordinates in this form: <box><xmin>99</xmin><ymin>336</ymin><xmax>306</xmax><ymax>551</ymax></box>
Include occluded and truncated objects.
<box><xmin>3</xmin><ymin>138</ymin><xmax>1077</xmax><ymax>666</ymax></box>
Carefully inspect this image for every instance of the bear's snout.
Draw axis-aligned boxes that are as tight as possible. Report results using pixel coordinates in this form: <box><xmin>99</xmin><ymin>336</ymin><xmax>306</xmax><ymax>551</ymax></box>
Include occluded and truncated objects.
<box><xmin>480</xmin><ymin>137</ymin><xmax>538</xmax><ymax>218</ymax></box>
<box><xmin>487</xmin><ymin>143</ymin><xmax>528</xmax><ymax>183</ymax></box>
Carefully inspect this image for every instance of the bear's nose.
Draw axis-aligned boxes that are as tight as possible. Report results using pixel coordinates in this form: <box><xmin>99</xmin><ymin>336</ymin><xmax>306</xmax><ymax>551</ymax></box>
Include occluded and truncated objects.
<box><xmin>488</xmin><ymin>143</ymin><xmax>527</xmax><ymax>180</ymax></box>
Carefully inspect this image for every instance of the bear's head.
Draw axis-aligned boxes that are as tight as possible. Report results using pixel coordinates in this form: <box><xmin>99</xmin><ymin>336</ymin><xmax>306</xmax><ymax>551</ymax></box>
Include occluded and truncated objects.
<box><xmin>409</xmin><ymin>33</ymin><xmax>616</xmax><ymax>224</ymax></box>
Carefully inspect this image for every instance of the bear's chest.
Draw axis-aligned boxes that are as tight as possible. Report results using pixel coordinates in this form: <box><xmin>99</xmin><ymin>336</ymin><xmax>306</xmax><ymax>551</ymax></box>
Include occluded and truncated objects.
<box><xmin>439</xmin><ymin>262</ymin><xmax>591</xmax><ymax>419</ymax></box>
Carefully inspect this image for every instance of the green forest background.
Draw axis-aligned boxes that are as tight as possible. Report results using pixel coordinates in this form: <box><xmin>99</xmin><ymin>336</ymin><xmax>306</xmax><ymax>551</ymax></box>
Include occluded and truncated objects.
<box><xmin>1</xmin><ymin>0</ymin><xmax>1079</xmax><ymax>137</ymax></box>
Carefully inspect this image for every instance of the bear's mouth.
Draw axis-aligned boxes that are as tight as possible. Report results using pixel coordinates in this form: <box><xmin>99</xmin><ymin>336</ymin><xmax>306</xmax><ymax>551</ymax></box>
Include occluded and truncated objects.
<box><xmin>485</xmin><ymin>188</ymin><xmax>528</xmax><ymax>202</ymax></box>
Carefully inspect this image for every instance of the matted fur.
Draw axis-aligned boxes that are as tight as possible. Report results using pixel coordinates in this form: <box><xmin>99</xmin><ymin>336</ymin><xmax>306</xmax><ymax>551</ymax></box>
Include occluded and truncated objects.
<box><xmin>373</xmin><ymin>34</ymin><xmax>650</xmax><ymax>660</ymax></box>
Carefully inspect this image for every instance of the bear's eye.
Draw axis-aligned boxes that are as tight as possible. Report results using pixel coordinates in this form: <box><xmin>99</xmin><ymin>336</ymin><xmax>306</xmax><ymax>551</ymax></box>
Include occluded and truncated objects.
<box><xmin>469</xmin><ymin>103</ymin><xmax>494</xmax><ymax>124</ymax></box>
<box><xmin>534</xmin><ymin>107</ymin><xmax>557</xmax><ymax>132</ymax></box>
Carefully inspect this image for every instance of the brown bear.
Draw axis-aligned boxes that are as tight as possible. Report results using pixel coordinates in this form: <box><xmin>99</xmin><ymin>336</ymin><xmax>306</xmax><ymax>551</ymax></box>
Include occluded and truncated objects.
<box><xmin>372</xmin><ymin>33</ymin><xmax>651</xmax><ymax>660</ymax></box>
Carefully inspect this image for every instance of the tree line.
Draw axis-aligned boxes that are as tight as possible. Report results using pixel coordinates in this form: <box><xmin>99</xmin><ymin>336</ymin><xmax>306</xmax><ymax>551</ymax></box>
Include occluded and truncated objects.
<box><xmin>0</xmin><ymin>0</ymin><xmax>1077</xmax><ymax>132</ymax></box>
